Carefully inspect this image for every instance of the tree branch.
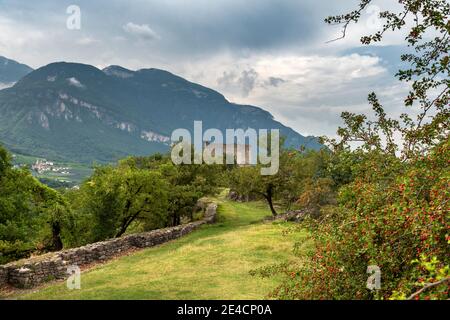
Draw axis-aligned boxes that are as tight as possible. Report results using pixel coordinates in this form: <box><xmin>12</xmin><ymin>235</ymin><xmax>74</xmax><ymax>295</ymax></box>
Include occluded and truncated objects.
<box><xmin>325</xmin><ymin>0</ymin><xmax>373</xmax><ymax>43</ymax></box>
<box><xmin>407</xmin><ymin>277</ymin><xmax>450</xmax><ymax>300</ymax></box>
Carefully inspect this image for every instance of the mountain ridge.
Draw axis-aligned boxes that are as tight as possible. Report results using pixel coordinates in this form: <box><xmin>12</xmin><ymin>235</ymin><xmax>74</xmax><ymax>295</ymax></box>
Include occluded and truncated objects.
<box><xmin>0</xmin><ymin>56</ymin><xmax>34</xmax><ymax>88</ymax></box>
<box><xmin>0</xmin><ymin>61</ymin><xmax>322</xmax><ymax>163</ymax></box>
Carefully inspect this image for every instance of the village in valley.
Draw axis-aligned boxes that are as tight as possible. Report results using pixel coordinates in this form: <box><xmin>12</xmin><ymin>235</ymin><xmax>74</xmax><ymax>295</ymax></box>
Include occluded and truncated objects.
<box><xmin>11</xmin><ymin>153</ymin><xmax>92</xmax><ymax>188</ymax></box>
<box><xmin>31</xmin><ymin>159</ymin><xmax>71</xmax><ymax>175</ymax></box>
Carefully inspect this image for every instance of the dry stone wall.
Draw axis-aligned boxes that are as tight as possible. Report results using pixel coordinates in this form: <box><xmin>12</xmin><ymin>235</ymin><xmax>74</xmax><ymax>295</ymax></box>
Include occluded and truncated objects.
<box><xmin>0</xmin><ymin>203</ymin><xmax>217</xmax><ymax>289</ymax></box>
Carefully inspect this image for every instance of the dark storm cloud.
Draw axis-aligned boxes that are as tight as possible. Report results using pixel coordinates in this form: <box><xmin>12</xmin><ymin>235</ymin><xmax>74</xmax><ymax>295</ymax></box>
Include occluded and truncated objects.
<box><xmin>101</xmin><ymin>0</ymin><xmax>323</xmax><ymax>54</ymax></box>
<box><xmin>0</xmin><ymin>0</ymin><xmax>329</xmax><ymax>56</ymax></box>
<box><xmin>0</xmin><ymin>0</ymin><xmax>376</xmax><ymax>64</ymax></box>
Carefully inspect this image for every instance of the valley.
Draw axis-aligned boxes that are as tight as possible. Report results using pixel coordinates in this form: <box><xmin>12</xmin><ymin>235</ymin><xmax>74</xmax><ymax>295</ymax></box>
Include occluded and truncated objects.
<box><xmin>12</xmin><ymin>153</ymin><xmax>93</xmax><ymax>187</ymax></box>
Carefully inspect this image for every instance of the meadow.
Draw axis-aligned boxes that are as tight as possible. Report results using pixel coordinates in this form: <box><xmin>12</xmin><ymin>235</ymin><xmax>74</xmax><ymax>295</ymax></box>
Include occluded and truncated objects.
<box><xmin>11</xmin><ymin>199</ymin><xmax>309</xmax><ymax>300</ymax></box>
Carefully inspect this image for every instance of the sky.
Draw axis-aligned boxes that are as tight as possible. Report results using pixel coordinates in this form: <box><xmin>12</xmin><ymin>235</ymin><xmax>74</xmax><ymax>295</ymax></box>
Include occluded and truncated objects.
<box><xmin>0</xmin><ymin>0</ymin><xmax>411</xmax><ymax>138</ymax></box>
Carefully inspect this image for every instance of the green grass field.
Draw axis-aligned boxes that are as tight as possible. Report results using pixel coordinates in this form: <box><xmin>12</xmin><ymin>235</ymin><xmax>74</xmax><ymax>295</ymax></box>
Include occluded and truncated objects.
<box><xmin>11</xmin><ymin>199</ymin><xmax>310</xmax><ymax>300</ymax></box>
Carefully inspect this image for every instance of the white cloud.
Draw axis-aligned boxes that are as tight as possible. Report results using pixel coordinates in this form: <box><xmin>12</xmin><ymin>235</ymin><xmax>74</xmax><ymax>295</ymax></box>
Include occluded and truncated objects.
<box><xmin>76</xmin><ymin>37</ymin><xmax>99</xmax><ymax>46</ymax></box>
<box><xmin>123</xmin><ymin>22</ymin><xmax>160</xmax><ymax>41</ymax></box>
<box><xmin>0</xmin><ymin>16</ymin><xmax>45</xmax><ymax>53</ymax></box>
<box><xmin>186</xmin><ymin>52</ymin><xmax>387</xmax><ymax>102</ymax></box>
<box><xmin>176</xmin><ymin>52</ymin><xmax>401</xmax><ymax>137</ymax></box>
<box><xmin>67</xmin><ymin>77</ymin><xmax>85</xmax><ymax>88</ymax></box>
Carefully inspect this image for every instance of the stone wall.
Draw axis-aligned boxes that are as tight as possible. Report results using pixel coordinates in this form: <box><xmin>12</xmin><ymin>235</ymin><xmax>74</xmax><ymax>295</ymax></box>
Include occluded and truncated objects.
<box><xmin>0</xmin><ymin>203</ymin><xmax>217</xmax><ymax>289</ymax></box>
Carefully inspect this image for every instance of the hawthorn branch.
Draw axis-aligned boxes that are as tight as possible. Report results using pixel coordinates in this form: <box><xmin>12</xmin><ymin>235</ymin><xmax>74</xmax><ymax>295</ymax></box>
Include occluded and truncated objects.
<box><xmin>326</xmin><ymin>0</ymin><xmax>373</xmax><ymax>43</ymax></box>
<box><xmin>407</xmin><ymin>277</ymin><xmax>450</xmax><ymax>300</ymax></box>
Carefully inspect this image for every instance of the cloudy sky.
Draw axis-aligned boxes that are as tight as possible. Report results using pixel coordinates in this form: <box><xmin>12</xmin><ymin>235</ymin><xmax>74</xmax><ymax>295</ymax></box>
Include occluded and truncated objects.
<box><xmin>0</xmin><ymin>0</ymin><xmax>411</xmax><ymax>138</ymax></box>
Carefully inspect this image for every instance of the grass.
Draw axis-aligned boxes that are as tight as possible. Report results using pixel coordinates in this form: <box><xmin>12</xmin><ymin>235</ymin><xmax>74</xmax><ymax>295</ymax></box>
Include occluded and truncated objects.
<box><xmin>11</xmin><ymin>199</ymin><xmax>310</xmax><ymax>300</ymax></box>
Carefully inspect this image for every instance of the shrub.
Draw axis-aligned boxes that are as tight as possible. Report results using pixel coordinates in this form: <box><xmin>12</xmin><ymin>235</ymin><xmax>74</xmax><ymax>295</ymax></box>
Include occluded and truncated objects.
<box><xmin>267</xmin><ymin>140</ymin><xmax>449</xmax><ymax>300</ymax></box>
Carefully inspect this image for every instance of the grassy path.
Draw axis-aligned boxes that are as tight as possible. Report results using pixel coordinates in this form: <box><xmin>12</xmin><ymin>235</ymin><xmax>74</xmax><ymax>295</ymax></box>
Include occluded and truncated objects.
<box><xmin>14</xmin><ymin>200</ymin><xmax>309</xmax><ymax>300</ymax></box>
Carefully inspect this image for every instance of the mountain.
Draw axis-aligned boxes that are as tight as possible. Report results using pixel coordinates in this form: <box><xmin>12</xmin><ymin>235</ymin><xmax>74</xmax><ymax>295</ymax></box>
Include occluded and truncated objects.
<box><xmin>0</xmin><ymin>62</ymin><xmax>322</xmax><ymax>163</ymax></box>
<box><xmin>0</xmin><ymin>56</ymin><xmax>33</xmax><ymax>88</ymax></box>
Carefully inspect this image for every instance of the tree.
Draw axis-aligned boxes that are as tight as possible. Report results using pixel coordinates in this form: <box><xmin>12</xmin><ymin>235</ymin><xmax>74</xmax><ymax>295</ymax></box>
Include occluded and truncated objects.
<box><xmin>72</xmin><ymin>165</ymin><xmax>169</xmax><ymax>242</ymax></box>
<box><xmin>0</xmin><ymin>144</ymin><xmax>10</xmax><ymax>177</ymax></box>
<box><xmin>254</xmin><ymin>1</ymin><xmax>449</xmax><ymax>300</ymax></box>
<box><xmin>309</xmin><ymin>0</ymin><xmax>450</xmax><ymax>300</ymax></box>
<box><xmin>0</xmin><ymin>144</ymin><xmax>70</xmax><ymax>262</ymax></box>
<box><xmin>39</xmin><ymin>190</ymin><xmax>71</xmax><ymax>251</ymax></box>
<box><xmin>228</xmin><ymin>149</ymin><xmax>322</xmax><ymax>216</ymax></box>
<box><xmin>325</xmin><ymin>0</ymin><xmax>449</xmax><ymax>159</ymax></box>
<box><xmin>70</xmin><ymin>154</ymin><xmax>224</xmax><ymax>243</ymax></box>
<box><xmin>166</xmin><ymin>185</ymin><xmax>201</xmax><ymax>226</ymax></box>
<box><xmin>121</xmin><ymin>154</ymin><xmax>225</xmax><ymax>226</ymax></box>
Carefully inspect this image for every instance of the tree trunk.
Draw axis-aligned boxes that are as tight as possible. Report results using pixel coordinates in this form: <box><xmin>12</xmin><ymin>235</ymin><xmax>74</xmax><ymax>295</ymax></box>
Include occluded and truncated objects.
<box><xmin>115</xmin><ymin>186</ymin><xmax>145</xmax><ymax>237</ymax></box>
<box><xmin>115</xmin><ymin>224</ymin><xmax>128</xmax><ymax>238</ymax></box>
<box><xmin>266</xmin><ymin>195</ymin><xmax>278</xmax><ymax>216</ymax></box>
<box><xmin>172</xmin><ymin>213</ymin><xmax>180</xmax><ymax>227</ymax></box>
<box><xmin>51</xmin><ymin>221</ymin><xmax>63</xmax><ymax>251</ymax></box>
<box><xmin>115</xmin><ymin>211</ymin><xmax>141</xmax><ymax>238</ymax></box>
<box><xmin>265</xmin><ymin>184</ymin><xmax>278</xmax><ymax>216</ymax></box>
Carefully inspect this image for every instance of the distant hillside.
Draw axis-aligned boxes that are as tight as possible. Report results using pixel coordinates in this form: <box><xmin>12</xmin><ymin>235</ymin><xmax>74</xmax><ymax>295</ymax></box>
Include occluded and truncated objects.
<box><xmin>0</xmin><ymin>62</ymin><xmax>322</xmax><ymax>163</ymax></box>
<box><xmin>0</xmin><ymin>56</ymin><xmax>33</xmax><ymax>87</ymax></box>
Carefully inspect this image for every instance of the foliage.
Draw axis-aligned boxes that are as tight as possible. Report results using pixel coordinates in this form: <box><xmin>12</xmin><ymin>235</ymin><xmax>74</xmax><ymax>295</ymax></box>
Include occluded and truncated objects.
<box><xmin>66</xmin><ymin>154</ymin><xmax>225</xmax><ymax>246</ymax></box>
<box><xmin>69</xmin><ymin>164</ymin><xmax>169</xmax><ymax>244</ymax></box>
<box><xmin>227</xmin><ymin>149</ymin><xmax>329</xmax><ymax>216</ymax></box>
<box><xmin>325</xmin><ymin>0</ymin><xmax>449</xmax><ymax>159</ymax></box>
<box><xmin>121</xmin><ymin>154</ymin><xmax>225</xmax><ymax>226</ymax></box>
<box><xmin>296</xmin><ymin>177</ymin><xmax>335</xmax><ymax>217</ymax></box>
<box><xmin>0</xmin><ymin>144</ymin><xmax>71</xmax><ymax>263</ymax></box>
<box><xmin>391</xmin><ymin>255</ymin><xmax>450</xmax><ymax>300</ymax></box>
<box><xmin>252</xmin><ymin>0</ymin><xmax>449</xmax><ymax>300</ymax></box>
<box><xmin>268</xmin><ymin>140</ymin><xmax>448</xmax><ymax>299</ymax></box>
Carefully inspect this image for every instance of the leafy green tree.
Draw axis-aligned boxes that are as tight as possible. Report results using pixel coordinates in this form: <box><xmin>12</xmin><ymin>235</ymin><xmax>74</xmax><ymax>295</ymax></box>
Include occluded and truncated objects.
<box><xmin>0</xmin><ymin>145</ymin><xmax>10</xmax><ymax>177</ymax></box>
<box><xmin>121</xmin><ymin>154</ymin><xmax>225</xmax><ymax>226</ymax></box>
<box><xmin>72</xmin><ymin>165</ymin><xmax>169</xmax><ymax>242</ymax></box>
<box><xmin>228</xmin><ymin>149</ymin><xmax>325</xmax><ymax>216</ymax></box>
<box><xmin>0</xmin><ymin>144</ymin><xmax>70</xmax><ymax>262</ymax></box>
<box><xmin>69</xmin><ymin>152</ymin><xmax>224</xmax><ymax>244</ymax></box>
<box><xmin>166</xmin><ymin>185</ymin><xmax>201</xmax><ymax>226</ymax></box>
